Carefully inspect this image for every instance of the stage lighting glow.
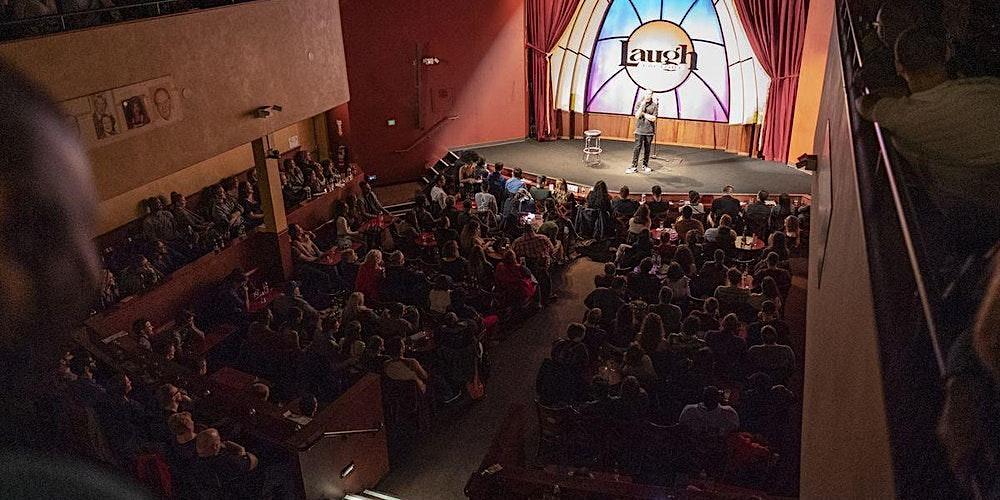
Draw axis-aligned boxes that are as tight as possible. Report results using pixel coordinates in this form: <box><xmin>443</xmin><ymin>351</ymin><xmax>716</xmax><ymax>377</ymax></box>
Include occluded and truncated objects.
<box><xmin>586</xmin><ymin>0</ymin><xmax>729</xmax><ymax>122</ymax></box>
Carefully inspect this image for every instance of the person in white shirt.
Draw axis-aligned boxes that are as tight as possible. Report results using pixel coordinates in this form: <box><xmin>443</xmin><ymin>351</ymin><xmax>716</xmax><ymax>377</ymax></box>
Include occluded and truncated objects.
<box><xmin>685</xmin><ymin>190</ymin><xmax>705</xmax><ymax>215</ymax></box>
<box><xmin>859</xmin><ymin>27</ymin><xmax>1000</xmax><ymax>226</ymax></box>
<box><xmin>474</xmin><ymin>182</ymin><xmax>498</xmax><ymax>219</ymax></box>
<box><xmin>430</xmin><ymin>176</ymin><xmax>448</xmax><ymax>211</ymax></box>
<box><xmin>679</xmin><ymin>386</ymin><xmax>739</xmax><ymax>438</ymax></box>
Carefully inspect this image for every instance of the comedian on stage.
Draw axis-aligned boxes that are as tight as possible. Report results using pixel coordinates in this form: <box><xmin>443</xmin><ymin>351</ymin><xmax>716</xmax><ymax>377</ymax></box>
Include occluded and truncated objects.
<box><xmin>629</xmin><ymin>90</ymin><xmax>658</xmax><ymax>174</ymax></box>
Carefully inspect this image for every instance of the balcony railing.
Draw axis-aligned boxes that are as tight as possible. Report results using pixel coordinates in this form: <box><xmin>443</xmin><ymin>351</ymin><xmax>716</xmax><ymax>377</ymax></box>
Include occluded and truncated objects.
<box><xmin>836</xmin><ymin>0</ymin><xmax>993</xmax><ymax>497</ymax></box>
<box><xmin>0</xmin><ymin>0</ymin><xmax>257</xmax><ymax>42</ymax></box>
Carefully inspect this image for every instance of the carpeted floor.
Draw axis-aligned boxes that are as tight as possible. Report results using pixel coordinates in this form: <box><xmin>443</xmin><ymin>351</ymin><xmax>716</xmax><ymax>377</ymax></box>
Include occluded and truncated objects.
<box><xmin>470</xmin><ymin>139</ymin><xmax>812</xmax><ymax>195</ymax></box>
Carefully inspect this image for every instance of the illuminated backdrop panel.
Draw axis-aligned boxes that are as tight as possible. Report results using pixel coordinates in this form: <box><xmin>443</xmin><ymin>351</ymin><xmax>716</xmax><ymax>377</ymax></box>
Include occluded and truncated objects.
<box><xmin>550</xmin><ymin>0</ymin><xmax>769</xmax><ymax>125</ymax></box>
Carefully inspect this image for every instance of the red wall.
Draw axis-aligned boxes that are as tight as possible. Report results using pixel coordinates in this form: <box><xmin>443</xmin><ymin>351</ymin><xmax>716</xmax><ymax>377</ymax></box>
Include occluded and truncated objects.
<box><xmin>338</xmin><ymin>0</ymin><xmax>528</xmax><ymax>185</ymax></box>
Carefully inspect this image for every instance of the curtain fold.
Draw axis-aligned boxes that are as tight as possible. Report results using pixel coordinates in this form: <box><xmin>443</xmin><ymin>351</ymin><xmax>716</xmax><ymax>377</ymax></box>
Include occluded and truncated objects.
<box><xmin>733</xmin><ymin>0</ymin><xmax>808</xmax><ymax>163</ymax></box>
<box><xmin>527</xmin><ymin>0</ymin><xmax>580</xmax><ymax>141</ymax></box>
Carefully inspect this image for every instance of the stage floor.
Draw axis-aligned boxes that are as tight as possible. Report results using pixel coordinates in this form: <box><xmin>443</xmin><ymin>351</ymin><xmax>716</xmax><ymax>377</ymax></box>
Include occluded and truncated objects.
<box><xmin>470</xmin><ymin>139</ymin><xmax>812</xmax><ymax>195</ymax></box>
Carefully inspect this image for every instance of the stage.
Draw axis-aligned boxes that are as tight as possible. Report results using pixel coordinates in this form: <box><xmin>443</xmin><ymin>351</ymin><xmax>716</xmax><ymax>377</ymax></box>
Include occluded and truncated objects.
<box><xmin>470</xmin><ymin>139</ymin><xmax>812</xmax><ymax>195</ymax></box>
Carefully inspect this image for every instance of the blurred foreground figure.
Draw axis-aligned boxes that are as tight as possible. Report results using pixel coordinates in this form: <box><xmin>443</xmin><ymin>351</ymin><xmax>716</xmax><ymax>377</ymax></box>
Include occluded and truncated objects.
<box><xmin>0</xmin><ymin>62</ymin><xmax>148</xmax><ymax>499</ymax></box>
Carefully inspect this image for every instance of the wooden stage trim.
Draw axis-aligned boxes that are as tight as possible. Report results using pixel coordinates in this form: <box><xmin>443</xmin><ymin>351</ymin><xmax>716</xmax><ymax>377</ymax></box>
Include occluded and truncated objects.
<box><xmin>558</xmin><ymin>111</ymin><xmax>760</xmax><ymax>157</ymax></box>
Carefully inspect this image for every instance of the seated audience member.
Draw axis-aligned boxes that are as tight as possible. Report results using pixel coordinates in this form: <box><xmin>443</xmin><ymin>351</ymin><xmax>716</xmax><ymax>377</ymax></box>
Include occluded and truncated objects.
<box><xmin>859</xmin><ymin>26</ymin><xmax>1000</xmax><ymax>242</ymax></box>
<box><xmin>328</xmin><ymin>200</ymin><xmax>361</xmax><ymax>250</ymax></box>
<box><xmin>271</xmin><ymin>281</ymin><xmax>321</xmax><ymax>330</ymax></box>
<box><xmin>617</xmin><ymin>376</ymin><xmax>650</xmax><ymax>421</ymax></box>
<box><xmin>429</xmin><ymin>275</ymin><xmax>453</xmax><ymax>314</ymax></box>
<box><xmin>704</xmin><ymin>214</ymin><xmax>737</xmax><ymax>256</ymax></box>
<box><xmin>447</xmin><ymin>289</ymin><xmax>484</xmax><ymax>328</ymax></box>
<box><xmin>612</xmin><ymin>185</ymin><xmax>639</xmax><ymax>218</ymax></box>
<box><xmin>147</xmin><ymin>239</ymin><xmax>181</xmax><ymax>275</ymax></box>
<box><xmin>628</xmin><ymin>204</ymin><xmax>653</xmax><ymax>238</ymax></box>
<box><xmin>705</xmin><ymin>313</ymin><xmax>747</xmax><ymax>379</ymax></box>
<box><xmin>340</xmin><ymin>292</ymin><xmax>371</xmax><ymax>326</ymax></box>
<box><xmin>715</xmin><ymin>268</ymin><xmax>750</xmax><ymax>306</ymax></box>
<box><xmin>209</xmin><ymin>184</ymin><xmax>245</xmax><ymax>238</ymax></box>
<box><xmin>354</xmin><ymin>250</ymin><xmax>384</xmax><ymax>302</ymax></box>
<box><xmin>551</xmin><ymin>178</ymin><xmax>571</xmax><ymax>205</ymax></box>
<box><xmin>455</xmin><ymin>200</ymin><xmax>479</xmax><ymax>232</ymax></box>
<box><xmin>142</xmin><ymin>196</ymin><xmax>178</xmax><ymax>243</ymax></box>
<box><xmin>436</xmin><ymin>312</ymin><xmax>479</xmax><ymax>393</ymax></box>
<box><xmin>359</xmin><ymin>180</ymin><xmax>389</xmax><ymax>216</ymax></box>
<box><xmin>747</xmin><ymin>325</ymin><xmax>796</xmax><ymax>384</ymax></box>
<box><xmin>585</xmin><ymin>276</ymin><xmax>627</xmax><ymax>328</ymax></box>
<box><xmin>280</xmin><ymin>171</ymin><xmax>307</xmax><ymax>207</ymax></box>
<box><xmin>646</xmin><ymin>185</ymin><xmax>670</xmax><ymax>219</ymax></box>
<box><xmin>193</xmin><ymin>428</ymin><xmax>258</xmax><ymax>495</ymax></box>
<box><xmin>382</xmin><ymin>336</ymin><xmax>430</xmax><ymax>394</ymax></box>
<box><xmin>674</xmin><ymin>205</ymin><xmax>704</xmax><ymax>240</ymax></box>
<box><xmin>744</xmin><ymin>190</ymin><xmax>772</xmax><ymax>237</ymax></box>
<box><xmin>152</xmin><ymin>383</ymin><xmax>192</xmax><ymax>442</ymax></box>
<box><xmin>551</xmin><ymin>322</ymin><xmax>590</xmax><ymax>383</ymax></box>
<box><xmin>467</xmin><ymin>246</ymin><xmax>495</xmax><ymax>289</ymax></box>
<box><xmin>622</xmin><ymin>344</ymin><xmax>657</xmax><ymax>386</ymax></box>
<box><xmin>627</xmin><ymin>257</ymin><xmax>662</xmax><ymax>304</ymax></box>
<box><xmin>663</xmin><ymin>262</ymin><xmax>691</xmax><ymax>303</ymax></box>
<box><xmin>429</xmin><ymin>176</ymin><xmax>448</xmax><ymax>213</ymax></box>
<box><xmin>594</xmin><ymin>348</ymin><xmax>624</xmax><ymax>387</ymax></box>
<box><xmin>513</xmin><ymin>225</ymin><xmax>555</xmax><ymax>299</ymax></box>
<box><xmin>668</xmin><ymin>316</ymin><xmax>709</xmax><ymax>360</ymax></box>
<box><xmin>131</xmin><ymin>318</ymin><xmax>155</xmax><ymax>351</ymax></box>
<box><xmin>747</xmin><ymin>300</ymin><xmax>790</xmax><ymax>347</ymax></box>
<box><xmin>494</xmin><ymin>250</ymin><xmax>538</xmax><ymax>308</ymax></box>
<box><xmin>358</xmin><ymin>336</ymin><xmax>388</xmax><ymax>375</ymax></box>
<box><xmin>382</xmin><ymin>251</ymin><xmax>430</xmax><ymax>307</ymax></box>
<box><xmin>166</xmin><ymin>411</ymin><xmax>198</xmax><ymax>472</ymax></box>
<box><xmin>749</xmin><ymin>276</ymin><xmax>783</xmax><ymax>313</ymax></box>
<box><xmin>615</xmin><ymin>229</ymin><xmax>653</xmax><ymax>270</ymax></box>
<box><xmin>754</xmin><ymin>251</ymin><xmax>792</xmax><ymax>299</ymax></box>
<box><xmin>119</xmin><ymin>254</ymin><xmax>164</xmax><ymax>296</ymax></box>
<box><xmin>756</xmin><ymin>231</ymin><xmax>790</xmax><ymax>266</ymax></box>
<box><xmin>249</xmin><ymin>382</ymin><xmax>270</xmax><ymax>403</ymax></box>
<box><xmin>171</xmin><ymin>191</ymin><xmax>216</xmax><ymax>235</ymax></box>
<box><xmin>67</xmin><ymin>354</ymin><xmax>105</xmax><ymax>407</ymax></box>
<box><xmin>442</xmin><ymin>195</ymin><xmax>462</xmax><ymax>228</ymax></box>
<box><xmin>475</xmin><ymin>181</ymin><xmax>499</xmax><ymax>221</ymax></box>
<box><xmin>435</xmin><ymin>216</ymin><xmax>460</xmax><ymax>245</ymax></box>
<box><xmin>672</xmin><ymin>245</ymin><xmax>697</xmax><ymax>276</ymax></box>
<box><xmin>216</xmin><ymin>269</ymin><xmax>250</xmax><ymax>325</ymax></box>
<box><xmin>698</xmin><ymin>248</ymin><xmax>729</xmax><ymax>293</ymax></box>
<box><xmin>440</xmin><ymin>240</ymin><xmax>470</xmax><ymax>283</ymax></box>
<box><xmin>504</xmin><ymin>167</ymin><xmax>526</xmax><ymax>196</ymax></box>
<box><xmin>530</xmin><ymin>175</ymin><xmax>552</xmax><ymax>202</ymax></box>
<box><xmin>237</xmin><ymin>181</ymin><xmax>264</xmax><ymax>229</ymax></box>
<box><xmin>377</xmin><ymin>302</ymin><xmax>415</xmax><ymax>340</ymax></box>
<box><xmin>609</xmin><ymin>301</ymin><xmax>643</xmax><ymax>349</ymax></box>
<box><xmin>337</xmin><ymin>249</ymin><xmax>360</xmax><ymax>292</ymax></box>
<box><xmin>288</xmin><ymin>394</ymin><xmax>319</xmax><ymax>426</ymax></box>
<box><xmin>691</xmin><ymin>297</ymin><xmax>721</xmax><ymax>331</ymax></box>
<box><xmin>711</xmin><ymin>185</ymin><xmax>742</xmax><ymax>225</ymax></box>
<box><xmin>649</xmin><ymin>286</ymin><xmax>682</xmax><ymax>334</ymax></box>
<box><xmin>595</xmin><ymin>262</ymin><xmax>617</xmax><ymax>288</ymax></box>
<box><xmin>686</xmin><ymin>190</ymin><xmax>705</xmax><ymax>215</ymax></box>
<box><xmin>679</xmin><ymin>386</ymin><xmax>740</xmax><ymax>438</ymax></box>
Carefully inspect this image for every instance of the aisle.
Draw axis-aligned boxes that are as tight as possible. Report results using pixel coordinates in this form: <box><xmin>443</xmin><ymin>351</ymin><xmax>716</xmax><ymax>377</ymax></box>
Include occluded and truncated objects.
<box><xmin>377</xmin><ymin>259</ymin><xmax>603</xmax><ymax>500</ymax></box>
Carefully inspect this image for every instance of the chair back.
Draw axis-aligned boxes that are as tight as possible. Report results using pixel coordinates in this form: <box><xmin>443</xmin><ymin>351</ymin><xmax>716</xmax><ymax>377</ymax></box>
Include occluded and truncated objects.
<box><xmin>535</xmin><ymin>399</ymin><xmax>574</xmax><ymax>442</ymax></box>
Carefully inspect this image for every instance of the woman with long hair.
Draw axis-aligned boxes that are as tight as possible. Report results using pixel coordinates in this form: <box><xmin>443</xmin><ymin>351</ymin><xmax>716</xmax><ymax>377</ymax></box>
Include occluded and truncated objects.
<box><xmin>341</xmin><ymin>292</ymin><xmax>368</xmax><ymax>326</ymax></box>
<box><xmin>637</xmin><ymin>312</ymin><xmax>666</xmax><ymax>355</ymax></box>
<box><xmin>459</xmin><ymin>219</ymin><xmax>486</xmax><ymax>256</ymax></box>
<box><xmin>628</xmin><ymin>204</ymin><xmax>652</xmax><ymax>237</ymax></box>
<box><xmin>672</xmin><ymin>245</ymin><xmax>697</xmax><ymax>276</ymax></box>
<box><xmin>587</xmin><ymin>180</ymin><xmax>612</xmax><ymax>212</ymax></box>
<box><xmin>552</xmin><ymin>178</ymin><xmax>571</xmax><ymax>205</ymax></box>
<box><xmin>354</xmin><ymin>250</ymin><xmax>384</xmax><ymax>302</ymax></box>
<box><xmin>750</xmin><ymin>275</ymin><xmax>783</xmax><ymax>313</ymax></box>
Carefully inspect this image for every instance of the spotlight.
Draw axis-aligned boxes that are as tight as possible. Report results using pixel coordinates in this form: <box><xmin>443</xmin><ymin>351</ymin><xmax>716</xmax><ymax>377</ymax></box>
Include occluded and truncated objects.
<box><xmin>253</xmin><ymin>106</ymin><xmax>271</xmax><ymax>119</ymax></box>
<box><xmin>270</xmin><ymin>104</ymin><xmax>283</xmax><ymax>112</ymax></box>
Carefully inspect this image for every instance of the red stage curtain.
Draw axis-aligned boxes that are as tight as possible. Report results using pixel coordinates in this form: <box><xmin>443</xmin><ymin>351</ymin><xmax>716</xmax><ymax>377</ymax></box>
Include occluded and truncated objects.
<box><xmin>734</xmin><ymin>0</ymin><xmax>808</xmax><ymax>163</ymax></box>
<box><xmin>527</xmin><ymin>0</ymin><xmax>580</xmax><ymax>141</ymax></box>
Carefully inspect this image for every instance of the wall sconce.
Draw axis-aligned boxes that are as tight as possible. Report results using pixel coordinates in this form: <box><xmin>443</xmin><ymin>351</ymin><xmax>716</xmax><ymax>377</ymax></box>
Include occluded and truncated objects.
<box><xmin>340</xmin><ymin>461</ymin><xmax>356</xmax><ymax>479</ymax></box>
<box><xmin>253</xmin><ymin>105</ymin><xmax>284</xmax><ymax>119</ymax></box>
<box><xmin>421</xmin><ymin>57</ymin><xmax>441</xmax><ymax>66</ymax></box>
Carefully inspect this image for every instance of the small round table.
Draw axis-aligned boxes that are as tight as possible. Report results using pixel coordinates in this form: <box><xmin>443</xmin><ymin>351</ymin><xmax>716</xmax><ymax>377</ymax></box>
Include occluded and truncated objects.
<box><xmin>583</xmin><ymin>129</ymin><xmax>603</xmax><ymax>164</ymax></box>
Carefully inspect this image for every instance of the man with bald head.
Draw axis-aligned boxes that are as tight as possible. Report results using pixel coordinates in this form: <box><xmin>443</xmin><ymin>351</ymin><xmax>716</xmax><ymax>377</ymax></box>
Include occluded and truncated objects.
<box><xmin>194</xmin><ymin>428</ymin><xmax>258</xmax><ymax>490</ymax></box>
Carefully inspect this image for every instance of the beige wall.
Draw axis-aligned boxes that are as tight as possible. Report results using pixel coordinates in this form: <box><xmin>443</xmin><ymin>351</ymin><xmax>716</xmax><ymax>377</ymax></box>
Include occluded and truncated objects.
<box><xmin>799</xmin><ymin>25</ymin><xmax>895</xmax><ymax>498</ymax></box>
<box><xmin>787</xmin><ymin>0</ymin><xmax>835</xmax><ymax>164</ymax></box>
<box><xmin>95</xmin><ymin>117</ymin><xmax>320</xmax><ymax>235</ymax></box>
<box><xmin>0</xmin><ymin>0</ymin><xmax>349</xmax><ymax>202</ymax></box>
